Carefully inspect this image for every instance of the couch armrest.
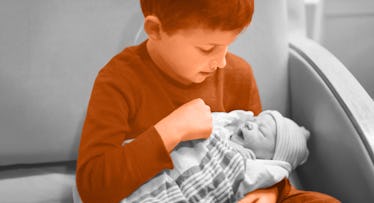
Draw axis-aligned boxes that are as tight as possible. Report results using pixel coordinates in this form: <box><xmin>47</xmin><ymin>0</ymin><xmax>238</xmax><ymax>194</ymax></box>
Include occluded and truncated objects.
<box><xmin>288</xmin><ymin>37</ymin><xmax>374</xmax><ymax>202</ymax></box>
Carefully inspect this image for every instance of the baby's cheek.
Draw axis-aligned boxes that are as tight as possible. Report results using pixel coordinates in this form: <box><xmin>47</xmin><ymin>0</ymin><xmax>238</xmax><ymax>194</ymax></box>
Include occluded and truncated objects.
<box><xmin>241</xmin><ymin>132</ymin><xmax>257</xmax><ymax>148</ymax></box>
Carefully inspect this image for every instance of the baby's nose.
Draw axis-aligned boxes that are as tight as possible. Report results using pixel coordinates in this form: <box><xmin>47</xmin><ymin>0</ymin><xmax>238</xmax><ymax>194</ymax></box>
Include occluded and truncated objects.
<box><xmin>244</xmin><ymin>122</ymin><xmax>254</xmax><ymax>130</ymax></box>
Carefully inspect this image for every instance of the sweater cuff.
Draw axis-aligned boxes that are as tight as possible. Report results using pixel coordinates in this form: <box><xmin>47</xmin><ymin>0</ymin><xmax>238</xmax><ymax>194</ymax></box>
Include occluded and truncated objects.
<box><xmin>129</xmin><ymin>126</ymin><xmax>174</xmax><ymax>173</ymax></box>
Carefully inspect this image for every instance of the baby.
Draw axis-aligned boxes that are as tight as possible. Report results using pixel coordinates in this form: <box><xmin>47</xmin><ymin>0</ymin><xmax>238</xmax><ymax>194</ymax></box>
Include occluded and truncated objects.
<box><xmin>214</xmin><ymin>110</ymin><xmax>310</xmax><ymax>170</ymax></box>
<box><xmin>121</xmin><ymin>110</ymin><xmax>310</xmax><ymax>203</ymax></box>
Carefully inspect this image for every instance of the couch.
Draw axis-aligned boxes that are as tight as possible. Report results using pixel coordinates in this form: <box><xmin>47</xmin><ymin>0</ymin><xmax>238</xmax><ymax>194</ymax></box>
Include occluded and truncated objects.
<box><xmin>1</xmin><ymin>0</ymin><xmax>373</xmax><ymax>202</ymax></box>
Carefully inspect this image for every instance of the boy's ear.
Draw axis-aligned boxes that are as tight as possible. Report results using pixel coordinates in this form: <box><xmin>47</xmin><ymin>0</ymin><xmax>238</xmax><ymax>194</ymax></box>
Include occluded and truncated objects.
<box><xmin>144</xmin><ymin>15</ymin><xmax>163</xmax><ymax>40</ymax></box>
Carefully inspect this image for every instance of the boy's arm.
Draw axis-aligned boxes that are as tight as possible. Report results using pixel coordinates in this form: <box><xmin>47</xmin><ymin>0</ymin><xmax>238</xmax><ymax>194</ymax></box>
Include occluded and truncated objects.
<box><xmin>238</xmin><ymin>178</ymin><xmax>288</xmax><ymax>203</ymax></box>
<box><xmin>76</xmin><ymin>70</ymin><xmax>213</xmax><ymax>203</ymax></box>
<box><xmin>238</xmin><ymin>187</ymin><xmax>278</xmax><ymax>203</ymax></box>
<box><xmin>76</xmin><ymin>70</ymin><xmax>174</xmax><ymax>203</ymax></box>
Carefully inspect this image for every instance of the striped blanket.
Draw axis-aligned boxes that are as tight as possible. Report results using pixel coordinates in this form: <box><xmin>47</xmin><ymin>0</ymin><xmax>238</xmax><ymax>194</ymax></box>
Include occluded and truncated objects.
<box><xmin>121</xmin><ymin>127</ymin><xmax>291</xmax><ymax>203</ymax></box>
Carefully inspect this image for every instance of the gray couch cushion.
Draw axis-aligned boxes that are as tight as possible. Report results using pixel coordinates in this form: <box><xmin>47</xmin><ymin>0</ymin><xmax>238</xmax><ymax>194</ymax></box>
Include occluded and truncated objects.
<box><xmin>0</xmin><ymin>162</ymin><xmax>76</xmax><ymax>203</ymax></box>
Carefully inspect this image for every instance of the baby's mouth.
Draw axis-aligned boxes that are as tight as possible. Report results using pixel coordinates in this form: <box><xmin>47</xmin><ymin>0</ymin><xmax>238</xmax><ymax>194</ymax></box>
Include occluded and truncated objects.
<box><xmin>230</xmin><ymin>128</ymin><xmax>245</xmax><ymax>143</ymax></box>
<box><xmin>237</xmin><ymin>128</ymin><xmax>245</xmax><ymax>140</ymax></box>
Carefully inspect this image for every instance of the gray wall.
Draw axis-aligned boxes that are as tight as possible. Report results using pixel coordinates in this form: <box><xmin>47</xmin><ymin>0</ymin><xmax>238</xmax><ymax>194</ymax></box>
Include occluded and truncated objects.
<box><xmin>0</xmin><ymin>0</ymin><xmax>143</xmax><ymax>164</ymax></box>
<box><xmin>319</xmin><ymin>0</ymin><xmax>374</xmax><ymax>98</ymax></box>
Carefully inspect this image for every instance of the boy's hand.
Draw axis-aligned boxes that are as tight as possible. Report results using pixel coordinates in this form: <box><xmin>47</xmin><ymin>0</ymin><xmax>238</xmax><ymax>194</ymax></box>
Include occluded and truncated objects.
<box><xmin>238</xmin><ymin>187</ymin><xmax>278</xmax><ymax>203</ymax></box>
<box><xmin>155</xmin><ymin>98</ymin><xmax>212</xmax><ymax>152</ymax></box>
<box><xmin>177</xmin><ymin>98</ymin><xmax>213</xmax><ymax>141</ymax></box>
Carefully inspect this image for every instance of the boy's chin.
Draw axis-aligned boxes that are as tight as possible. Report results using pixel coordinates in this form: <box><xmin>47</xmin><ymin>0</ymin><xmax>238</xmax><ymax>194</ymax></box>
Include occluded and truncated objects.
<box><xmin>193</xmin><ymin>78</ymin><xmax>207</xmax><ymax>84</ymax></box>
<box><xmin>188</xmin><ymin>77</ymin><xmax>205</xmax><ymax>84</ymax></box>
<box><xmin>193</xmin><ymin>73</ymin><xmax>214</xmax><ymax>83</ymax></box>
<box><xmin>184</xmin><ymin>71</ymin><xmax>215</xmax><ymax>84</ymax></box>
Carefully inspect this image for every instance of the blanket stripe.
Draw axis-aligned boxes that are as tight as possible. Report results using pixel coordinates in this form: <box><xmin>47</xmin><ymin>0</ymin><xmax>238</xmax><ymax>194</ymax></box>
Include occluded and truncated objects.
<box><xmin>123</xmin><ymin>133</ymin><xmax>245</xmax><ymax>203</ymax></box>
<box><xmin>122</xmin><ymin>131</ymin><xmax>290</xmax><ymax>203</ymax></box>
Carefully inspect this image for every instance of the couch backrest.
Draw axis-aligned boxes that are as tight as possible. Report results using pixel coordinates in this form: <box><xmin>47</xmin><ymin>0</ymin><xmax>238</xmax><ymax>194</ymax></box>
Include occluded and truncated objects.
<box><xmin>0</xmin><ymin>0</ymin><xmax>290</xmax><ymax>165</ymax></box>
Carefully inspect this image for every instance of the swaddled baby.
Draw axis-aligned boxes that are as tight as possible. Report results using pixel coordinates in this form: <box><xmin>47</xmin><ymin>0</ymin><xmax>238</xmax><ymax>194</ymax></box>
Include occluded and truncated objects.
<box><xmin>214</xmin><ymin>110</ymin><xmax>310</xmax><ymax>170</ymax></box>
<box><xmin>121</xmin><ymin>110</ymin><xmax>310</xmax><ymax>203</ymax></box>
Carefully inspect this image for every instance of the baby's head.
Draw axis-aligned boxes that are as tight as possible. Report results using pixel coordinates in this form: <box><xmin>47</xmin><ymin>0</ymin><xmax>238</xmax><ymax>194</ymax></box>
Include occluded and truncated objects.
<box><xmin>229</xmin><ymin>110</ymin><xmax>310</xmax><ymax>169</ymax></box>
<box><xmin>140</xmin><ymin>0</ymin><xmax>254</xmax><ymax>35</ymax></box>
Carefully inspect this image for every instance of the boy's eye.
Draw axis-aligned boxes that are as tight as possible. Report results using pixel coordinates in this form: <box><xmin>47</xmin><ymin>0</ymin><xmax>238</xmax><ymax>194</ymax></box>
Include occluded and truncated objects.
<box><xmin>198</xmin><ymin>47</ymin><xmax>215</xmax><ymax>54</ymax></box>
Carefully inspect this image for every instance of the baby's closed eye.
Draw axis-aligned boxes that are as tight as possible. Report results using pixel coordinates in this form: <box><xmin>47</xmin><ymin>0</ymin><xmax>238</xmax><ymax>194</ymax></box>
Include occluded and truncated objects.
<box><xmin>244</xmin><ymin>122</ymin><xmax>254</xmax><ymax>130</ymax></box>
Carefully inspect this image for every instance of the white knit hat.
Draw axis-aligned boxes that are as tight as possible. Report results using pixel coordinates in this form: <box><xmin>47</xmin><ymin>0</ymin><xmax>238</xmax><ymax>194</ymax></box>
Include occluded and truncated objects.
<box><xmin>261</xmin><ymin>110</ymin><xmax>310</xmax><ymax>170</ymax></box>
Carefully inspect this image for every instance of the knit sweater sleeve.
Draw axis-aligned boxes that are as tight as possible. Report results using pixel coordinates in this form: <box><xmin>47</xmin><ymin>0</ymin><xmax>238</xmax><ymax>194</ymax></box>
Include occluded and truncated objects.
<box><xmin>76</xmin><ymin>68</ymin><xmax>173</xmax><ymax>203</ymax></box>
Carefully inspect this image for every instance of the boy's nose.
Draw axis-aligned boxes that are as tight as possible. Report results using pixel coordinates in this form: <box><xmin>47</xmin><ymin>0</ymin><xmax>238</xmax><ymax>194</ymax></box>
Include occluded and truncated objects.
<box><xmin>209</xmin><ymin>58</ymin><xmax>226</xmax><ymax>71</ymax></box>
<box><xmin>217</xmin><ymin>57</ymin><xmax>227</xmax><ymax>69</ymax></box>
<box><xmin>215</xmin><ymin>47</ymin><xmax>228</xmax><ymax>69</ymax></box>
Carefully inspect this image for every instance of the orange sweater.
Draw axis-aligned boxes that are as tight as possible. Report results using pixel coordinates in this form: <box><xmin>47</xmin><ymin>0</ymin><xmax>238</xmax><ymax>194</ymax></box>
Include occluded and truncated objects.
<box><xmin>76</xmin><ymin>41</ymin><xmax>262</xmax><ymax>203</ymax></box>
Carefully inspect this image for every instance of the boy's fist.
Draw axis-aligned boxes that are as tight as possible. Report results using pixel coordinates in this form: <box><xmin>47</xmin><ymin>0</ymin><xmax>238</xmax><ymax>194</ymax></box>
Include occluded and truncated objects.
<box><xmin>176</xmin><ymin>98</ymin><xmax>213</xmax><ymax>141</ymax></box>
<box><xmin>155</xmin><ymin>98</ymin><xmax>212</xmax><ymax>152</ymax></box>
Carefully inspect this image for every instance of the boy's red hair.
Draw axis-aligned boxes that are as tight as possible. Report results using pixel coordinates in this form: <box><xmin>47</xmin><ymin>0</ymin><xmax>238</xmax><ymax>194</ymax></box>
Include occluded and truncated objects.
<box><xmin>140</xmin><ymin>0</ymin><xmax>254</xmax><ymax>34</ymax></box>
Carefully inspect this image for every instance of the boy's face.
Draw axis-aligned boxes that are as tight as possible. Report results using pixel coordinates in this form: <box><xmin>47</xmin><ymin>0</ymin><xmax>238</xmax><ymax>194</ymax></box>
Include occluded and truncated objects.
<box><xmin>150</xmin><ymin>27</ymin><xmax>241</xmax><ymax>85</ymax></box>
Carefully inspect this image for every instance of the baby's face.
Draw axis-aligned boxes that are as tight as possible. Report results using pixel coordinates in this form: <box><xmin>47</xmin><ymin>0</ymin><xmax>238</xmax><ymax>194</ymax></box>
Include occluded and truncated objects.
<box><xmin>230</xmin><ymin>113</ymin><xmax>277</xmax><ymax>159</ymax></box>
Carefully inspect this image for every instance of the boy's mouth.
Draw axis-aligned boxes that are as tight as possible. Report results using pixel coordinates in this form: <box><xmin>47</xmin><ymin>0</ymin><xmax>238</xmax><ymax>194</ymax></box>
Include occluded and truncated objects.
<box><xmin>200</xmin><ymin>71</ymin><xmax>215</xmax><ymax>76</ymax></box>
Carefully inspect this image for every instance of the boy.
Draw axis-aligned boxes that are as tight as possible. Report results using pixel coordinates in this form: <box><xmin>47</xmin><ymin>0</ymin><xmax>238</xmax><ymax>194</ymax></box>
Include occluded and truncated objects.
<box><xmin>76</xmin><ymin>0</ymin><xmax>339</xmax><ymax>202</ymax></box>
<box><xmin>121</xmin><ymin>110</ymin><xmax>310</xmax><ymax>203</ymax></box>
